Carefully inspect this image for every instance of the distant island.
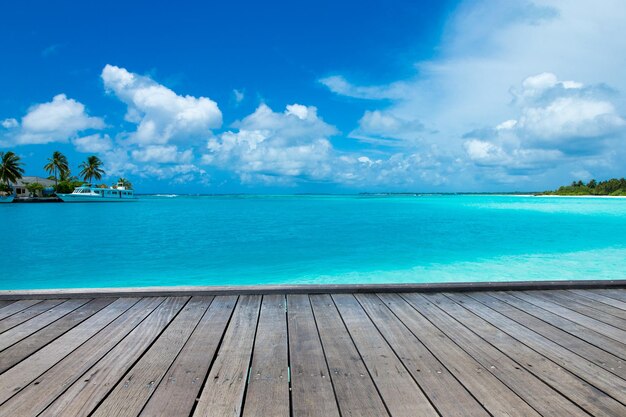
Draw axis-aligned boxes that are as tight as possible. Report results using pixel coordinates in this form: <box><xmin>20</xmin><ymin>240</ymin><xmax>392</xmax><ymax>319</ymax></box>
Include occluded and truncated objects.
<box><xmin>538</xmin><ymin>178</ymin><xmax>626</xmax><ymax>196</ymax></box>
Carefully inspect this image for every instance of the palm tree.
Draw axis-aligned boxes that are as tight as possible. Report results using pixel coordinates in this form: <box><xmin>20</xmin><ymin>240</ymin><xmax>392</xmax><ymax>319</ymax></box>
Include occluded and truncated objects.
<box><xmin>79</xmin><ymin>155</ymin><xmax>105</xmax><ymax>184</ymax></box>
<box><xmin>0</xmin><ymin>151</ymin><xmax>25</xmax><ymax>189</ymax></box>
<box><xmin>43</xmin><ymin>151</ymin><xmax>69</xmax><ymax>186</ymax></box>
<box><xmin>117</xmin><ymin>177</ymin><xmax>132</xmax><ymax>189</ymax></box>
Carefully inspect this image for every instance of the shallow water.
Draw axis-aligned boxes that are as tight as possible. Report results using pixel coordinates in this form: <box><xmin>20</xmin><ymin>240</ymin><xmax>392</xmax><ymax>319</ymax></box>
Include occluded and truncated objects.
<box><xmin>2</xmin><ymin>194</ymin><xmax>625</xmax><ymax>289</ymax></box>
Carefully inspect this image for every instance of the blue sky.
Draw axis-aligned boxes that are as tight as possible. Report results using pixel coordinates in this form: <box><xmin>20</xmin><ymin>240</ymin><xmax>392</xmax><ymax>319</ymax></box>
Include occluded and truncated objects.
<box><xmin>1</xmin><ymin>0</ymin><xmax>625</xmax><ymax>193</ymax></box>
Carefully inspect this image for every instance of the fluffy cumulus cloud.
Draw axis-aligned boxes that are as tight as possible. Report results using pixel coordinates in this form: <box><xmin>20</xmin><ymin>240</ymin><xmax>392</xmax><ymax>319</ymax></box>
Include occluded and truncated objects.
<box><xmin>1</xmin><ymin>94</ymin><xmax>104</xmax><ymax>145</ymax></box>
<box><xmin>72</xmin><ymin>134</ymin><xmax>113</xmax><ymax>153</ymax></box>
<box><xmin>101</xmin><ymin>64</ymin><xmax>222</xmax><ymax>146</ymax></box>
<box><xmin>463</xmin><ymin>73</ymin><xmax>626</xmax><ymax>178</ymax></box>
<box><xmin>321</xmin><ymin>0</ymin><xmax>626</xmax><ymax>188</ymax></box>
<box><xmin>350</xmin><ymin>110</ymin><xmax>426</xmax><ymax>146</ymax></box>
<box><xmin>202</xmin><ymin>103</ymin><xmax>338</xmax><ymax>184</ymax></box>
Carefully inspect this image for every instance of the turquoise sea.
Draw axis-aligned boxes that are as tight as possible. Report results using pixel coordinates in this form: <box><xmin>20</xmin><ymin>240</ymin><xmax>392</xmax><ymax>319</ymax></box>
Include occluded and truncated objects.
<box><xmin>2</xmin><ymin>194</ymin><xmax>626</xmax><ymax>290</ymax></box>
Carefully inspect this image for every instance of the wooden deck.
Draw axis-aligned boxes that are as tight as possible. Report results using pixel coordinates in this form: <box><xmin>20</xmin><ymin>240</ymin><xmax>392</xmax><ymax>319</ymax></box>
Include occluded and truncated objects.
<box><xmin>0</xmin><ymin>289</ymin><xmax>625</xmax><ymax>416</ymax></box>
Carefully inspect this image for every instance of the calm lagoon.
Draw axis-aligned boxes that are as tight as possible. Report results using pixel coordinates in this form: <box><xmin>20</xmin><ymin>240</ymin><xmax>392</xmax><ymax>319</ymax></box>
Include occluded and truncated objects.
<box><xmin>2</xmin><ymin>194</ymin><xmax>626</xmax><ymax>290</ymax></box>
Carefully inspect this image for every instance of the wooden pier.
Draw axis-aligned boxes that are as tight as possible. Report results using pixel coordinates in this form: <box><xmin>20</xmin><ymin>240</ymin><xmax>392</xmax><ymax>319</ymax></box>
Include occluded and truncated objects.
<box><xmin>0</xmin><ymin>288</ymin><xmax>625</xmax><ymax>416</ymax></box>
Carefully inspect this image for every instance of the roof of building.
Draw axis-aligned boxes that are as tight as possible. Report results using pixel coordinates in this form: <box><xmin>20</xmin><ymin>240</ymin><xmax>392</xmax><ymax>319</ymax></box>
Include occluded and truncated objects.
<box><xmin>14</xmin><ymin>176</ymin><xmax>56</xmax><ymax>187</ymax></box>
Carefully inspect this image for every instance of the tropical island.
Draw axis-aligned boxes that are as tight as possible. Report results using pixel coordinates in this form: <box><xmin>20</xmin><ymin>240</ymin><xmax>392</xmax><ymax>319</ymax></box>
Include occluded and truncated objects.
<box><xmin>538</xmin><ymin>178</ymin><xmax>626</xmax><ymax>196</ymax></box>
<box><xmin>0</xmin><ymin>150</ymin><xmax>132</xmax><ymax>202</ymax></box>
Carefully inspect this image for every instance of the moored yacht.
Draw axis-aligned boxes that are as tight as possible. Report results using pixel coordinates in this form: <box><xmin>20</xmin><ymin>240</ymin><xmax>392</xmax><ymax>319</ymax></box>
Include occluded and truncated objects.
<box><xmin>57</xmin><ymin>182</ymin><xmax>136</xmax><ymax>202</ymax></box>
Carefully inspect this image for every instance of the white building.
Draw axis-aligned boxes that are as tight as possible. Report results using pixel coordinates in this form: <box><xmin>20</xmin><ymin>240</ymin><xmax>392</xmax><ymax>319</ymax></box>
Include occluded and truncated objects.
<box><xmin>13</xmin><ymin>176</ymin><xmax>56</xmax><ymax>197</ymax></box>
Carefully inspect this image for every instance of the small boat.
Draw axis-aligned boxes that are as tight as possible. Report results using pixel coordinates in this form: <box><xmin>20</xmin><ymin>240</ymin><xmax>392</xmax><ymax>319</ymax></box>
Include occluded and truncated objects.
<box><xmin>0</xmin><ymin>194</ymin><xmax>15</xmax><ymax>203</ymax></box>
<box><xmin>57</xmin><ymin>183</ymin><xmax>137</xmax><ymax>203</ymax></box>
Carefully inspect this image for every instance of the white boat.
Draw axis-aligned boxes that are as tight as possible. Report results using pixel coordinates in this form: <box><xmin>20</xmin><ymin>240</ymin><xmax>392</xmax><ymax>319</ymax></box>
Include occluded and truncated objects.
<box><xmin>57</xmin><ymin>183</ymin><xmax>137</xmax><ymax>202</ymax></box>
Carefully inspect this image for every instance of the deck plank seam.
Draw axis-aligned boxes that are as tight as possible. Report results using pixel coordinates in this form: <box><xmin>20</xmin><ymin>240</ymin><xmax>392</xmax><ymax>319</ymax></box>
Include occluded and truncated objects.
<box><xmin>0</xmin><ymin>298</ymin><xmax>115</xmax><ymax>377</ymax></box>
<box><xmin>0</xmin><ymin>299</ymin><xmax>44</xmax><ymax>320</ymax></box>
<box><xmin>473</xmin><ymin>292</ymin><xmax>626</xmax><ymax>383</ymax></box>
<box><xmin>281</xmin><ymin>295</ymin><xmax>294</xmax><ymax>417</ymax></box>
<box><xmin>544</xmin><ymin>291</ymin><xmax>626</xmax><ymax>325</ymax></box>
<box><xmin>513</xmin><ymin>291</ymin><xmax>626</xmax><ymax>344</ymax></box>
<box><xmin>133</xmin><ymin>296</ymin><xmax>217</xmax><ymax>417</ymax></box>
<box><xmin>487</xmin><ymin>292</ymin><xmax>626</xmax><ymax>362</ymax></box>
<box><xmin>350</xmin><ymin>293</ymin><xmax>444</xmax><ymax>417</ymax></box>
<box><xmin>0</xmin><ymin>297</ymin><xmax>145</xmax><ymax>409</ymax></box>
<box><xmin>227</xmin><ymin>295</ymin><xmax>263</xmax><ymax>417</ymax></box>
<box><xmin>0</xmin><ymin>299</ymin><xmax>92</xmax><ymax>354</ymax></box>
<box><xmin>305</xmin><ymin>294</ymin><xmax>346</xmax><ymax>417</ymax></box>
<box><xmin>443</xmin><ymin>292</ymin><xmax>626</xmax><ymax>410</ymax></box>
<box><xmin>398</xmin><ymin>292</ymin><xmax>561</xmax><ymax>417</ymax></box>
<box><xmin>567</xmin><ymin>290</ymin><xmax>626</xmax><ymax>312</ymax></box>
<box><xmin>185</xmin><ymin>295</ymin><xmax>241</xmax><ymax>417</ymax></box>
<box><xmin>327</xmin><ymin>293</ymin><xmax>396</xmax><ymax>417</ymax></box>
<box><xmin>379</xmin><ymin>293</ymin><xmax>505</xmax><ymax>417</ymax></box>
<box><xmin>30</xmin><ymin>297</ymin><xmax>171</xmax><ymax>416</ymax></box>
<box><xmin>366</xmin><ymin>293</ymin><xmax>495</xmax><ymax>417</ymax></box>
<box><xmin>82</xmin><ymin>296</ymin><xmax>194</xmax><ymax>417</ymax></box>
<box><xmin>590</xmin><ymin>289</ymin><xmax>626</xmax><ymax>303</ymax></box>
<box><xmin>523</xmin><ymin>291</ymin><xmax>626</xmax><ymax>328</ymax></box>
<box><xmin>0</xmin><ymin>299</ymin><xmax>66</xmax><ymax>335</ymax></box>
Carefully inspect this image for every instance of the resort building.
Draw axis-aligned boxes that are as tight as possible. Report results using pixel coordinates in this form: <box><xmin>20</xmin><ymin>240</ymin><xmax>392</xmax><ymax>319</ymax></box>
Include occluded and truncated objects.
<box><xmin>13</xmin><ymin>176</ymin><xmax>56</xmax><ymax>197</ymax></box>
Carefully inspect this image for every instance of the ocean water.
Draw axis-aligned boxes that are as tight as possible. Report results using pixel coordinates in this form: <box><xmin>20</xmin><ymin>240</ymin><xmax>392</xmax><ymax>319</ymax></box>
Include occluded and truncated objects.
<box><xmin>1</xmin><ymin>194</ymin><xmax>626</xmax><ymax>290</ymax></box>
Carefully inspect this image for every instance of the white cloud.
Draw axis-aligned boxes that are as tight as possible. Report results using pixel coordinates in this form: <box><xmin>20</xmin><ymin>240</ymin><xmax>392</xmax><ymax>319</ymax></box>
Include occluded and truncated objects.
<box><xmin>321</xmin><ymin>0</ymin><xmax>626</xmax><ymax>188</ymax></box>
<box><xmin>350</xmin><ymin>110</ymin><xmax>425</xmax><ymax>145</ymax></box>
<box><xmin>101</xmin><ymin>64</ymin><xmax>222</xmax><ymax>146</ymax></box>
<box><xmin>233</xmin><ymin>89</ymin><xmax>245</xmax><ymax>105</ymax></box>
<box><xmin>4</xmin><ymin>94</ymin><xmax>104</xmax><ymax>145</ymax></box>
<box><xmin>72</xmin><ymin>134</ymin><xmax>113</xmax><ymax>153</ymax></box>
<box><xmin>1</xmin><ymin>118</ymin><xmax>18</xmax><ymax>129</ymax></box>
<box><xmin>202</xmin><ymin>103</ymin><xmax>337</xmax><ymax>183</ymax></box>
<box><xmin>319</xmin><ymin>75</ymin><xmax>407</xmax><ymax>100</ymax></box>
<box><xmin>131</xmin><ymin>145</ymin><xmax>194</xmax><ymax>164</ymax></box>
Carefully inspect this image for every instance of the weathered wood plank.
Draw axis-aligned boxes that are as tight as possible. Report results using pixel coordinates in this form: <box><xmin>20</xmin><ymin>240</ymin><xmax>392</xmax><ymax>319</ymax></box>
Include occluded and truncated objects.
<box><xmin>490</xmin><ymin>291</ymin><xmax>626</xmax><ymax>360</ymax></box>
<box><xmin>0</xmin><ymin>298</ymin><xmax>114</xmax><ymax>374</ymax></box>
<box><xmin>0</xmin><ymin>301</ymin><xmax>14</xmax><ymax>310</ymax></box>
<box><xmin>140</xmin><ymin>296</ymin><xmax>237</xmax><ymax>417</ymax></box>
<box><xmin>512</xmin><ymin>291</ymin><xmax>626</xmax><ymax>343</ymax></box>
<box><xmin>0</xmin><ymin>299</ymin><xmax>89</xmax><ymax>352</ymax></box>
<box><xmin>382</xmin><ymin>293</ymin><xmax>542</xmax><ymax>417</ymax></box>
<box><xmin>591</xmin><ymin>289</ymin><xmax>626</xmax><ymax>303</ymax></box>
<box><xmin>0</xmin><ymin>297</ymin><xmax>159</xmax><ymax>416</ymax></box>
<box><xmin>286</xmin><ymin>294</ymin><xmax>340</xmax><ymax>417</ymax></box>
<box><xmin>241</xmin><ymin>294</ymin><xmax>289</xmax><ymax>417</ymax></box>
<box><xmin>527</xmin><ymin>290</ymin><xmax>626</xmax><ymax>330</ymax></box>
<box><xmin>405</xmin><ymin>292</ymin><xmax>590</xmax><ymax>417</ymax></box>
<box><xmin>444</xmin><ymin>292</ymin><xmax>626</xmax><ymax>411</ymax></box>
<box><xmin>425</xmin><ymin>294</ymin><xmax>624</xmax><ymax>416</ymax></box>
<box><xmin>193</xmin><ymin>295</ymin><xmax>262</xmax><ymax>417</ymax></box>
<box><xmin>44</xmin><ymin>297</ymin><xmax>191</xmax><ymax>417</ymax></box>
<box><xmin>552</xmin><ymin>290</ymin><xmax>626</xmax><ymax>319</ymax></box>
<box><xmin>310</xmin><ymin>294</ymin><xmax>390</xmax><ymax>417</ymax></box>
<box><xmin>0</xmin><ymin>299</ymin><xmax>65</xmax><ymax>334</ymax></box>
<box><xmin>0</xmin><ymin>297</ymin><xmax>140</xmax><ymax>406</ymax></box>
<box><xmin>469</xmin><ymin>292</ymin><xmax>626</xmax><ymax>380</ymax></box>
<box><xmin>355</xmin><ymin>293</ymin><xmax>489</xmax><ymax>417</ymax></box>
<box><xmin>332</xmin><ymin>294</ymin><xmax>438</xmax><ymax>417</ymax></box>
<box><xmin>570</xmin><ymin>289</ymin><xmax>626</xmax><ymax>311</ymax></box>
<box><xmin>0</xmin><ymin>300</ymin><xmax>41</xmax><ymax>320</ymax></box>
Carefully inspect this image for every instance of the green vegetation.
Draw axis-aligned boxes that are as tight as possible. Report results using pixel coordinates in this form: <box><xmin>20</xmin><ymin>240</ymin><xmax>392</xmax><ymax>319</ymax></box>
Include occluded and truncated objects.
<box><xmin>0</xmin><ymin>150</ymin><xmax>124</xmax><ymax>198</ymax></box>
<box><xmin>117</xmin><ymin>177</ymin><xmax>132</xmax><ymax>189</ymax></box>
<box><xmin>44</xmin><ymin>151</ymin><xmax>70</xmax><ymax>186</ymax></box>
<box><xmin>79</xmin><ymin>155</ymin><xmax>105</xmax><ymax>184</ymax></box>
<box><xmin>540</xmin><ymin>178</ymin><xmax>626</xmax><ymax>196</ymax></box>
<box><xmin>0</xmin><ymin>182</ymin><xmax>13</xmax><ymax>195</ymax></box>
<box><xmin>25</xmin><ymin>182</ymin><xmax>44</xmax><ymax>197</ymax></box>
<box><xmin>0</xmin><ymin>151</ymin><xmax>25</xmax><ymax>187</ymax></box>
